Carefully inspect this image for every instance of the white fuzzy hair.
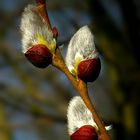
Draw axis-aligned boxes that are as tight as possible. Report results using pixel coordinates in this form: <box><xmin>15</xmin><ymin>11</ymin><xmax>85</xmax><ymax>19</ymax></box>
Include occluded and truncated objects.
<box><xmin>20</xmin><ymin>4</ymin><xmax>53</xmax><ymax>53</ymax></box>
<box><xmin>67</xmin><ymin>96</ymin><xmax>98</xmax><ymax>135</ymax></box>
<box><xmin>65</xmin><ymin>25</ymin><xmax>98</xmax><ymax>73</ymax></box>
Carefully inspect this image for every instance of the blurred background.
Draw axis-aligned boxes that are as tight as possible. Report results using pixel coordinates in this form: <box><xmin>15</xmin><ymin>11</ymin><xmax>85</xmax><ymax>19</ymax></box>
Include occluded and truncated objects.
<box><xmin>0</xmin><ymin>0</ymin><xmax>140</xmax><ymax>140</ymax></box>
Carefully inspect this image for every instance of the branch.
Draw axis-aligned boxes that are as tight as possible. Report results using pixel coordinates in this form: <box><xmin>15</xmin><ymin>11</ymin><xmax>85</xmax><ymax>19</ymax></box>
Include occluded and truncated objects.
<box><xmin>53</xmin><ymin>49</ymin><xmax>111</xmax><ymax>140</ymax></box>
<box><xmin>35</xmin><ymin>2</ymin><xmax>111</xmax><ymax>140</ymax></box>
<box><xmin>35</xmin><ymin>0</ymin><xmax>52</xmax><ymax>29</ymax></box>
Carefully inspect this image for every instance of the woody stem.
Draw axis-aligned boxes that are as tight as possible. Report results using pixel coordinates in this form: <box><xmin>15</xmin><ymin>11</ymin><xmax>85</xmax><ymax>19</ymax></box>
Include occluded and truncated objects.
<box><xmin>52</xmin><ymin>49</ymin><xmax>111</xmax><ymax>140</ymax></box>
<box><xmin>77</xmin><ymin>80</ymin><xmax>111</xmax><ymax>140</ymax></box>
<box><xmin>35</xmin><ymin>1</ymin><xmax>111</xmax><ymax>139</ymax></box>
<box><xmin>35</xmin><ymin>1</ymin><xmax>52</xmax><ymax>29</ymax></box>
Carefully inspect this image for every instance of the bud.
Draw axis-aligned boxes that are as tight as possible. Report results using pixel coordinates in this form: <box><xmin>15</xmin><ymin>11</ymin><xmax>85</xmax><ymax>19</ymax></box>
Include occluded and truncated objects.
<box><xmin>25</xmin><ymin>44</ymin><xmax>52</xmax><ymax>68</ymax></box>
<box><xmin>70</xmin><ymin>125</ymin><xmax>98</xmax><ymax>140</ymax></box>
<box><xmin>67</xmin><ymin>96</ymin><xmax>112</xmax><ymax>140</ymax></box>
<box><xmin>65</xmin><ymin>25</ymin><xmax>100</xmax><ymax>82</ymax></box>
<box><xmin>67</xmin><ymin>96</ymin><xmax>98</xmax><ymax>139</ymax></box>
<box><xmin>52</xmin><ymin>27</ymin><xmax>58</xmax><ymax>38</ymax></box>
<box><xmin>20</xmin><ymin>5</ymin><xmax>56</xmax><ymax>68</ymax></box>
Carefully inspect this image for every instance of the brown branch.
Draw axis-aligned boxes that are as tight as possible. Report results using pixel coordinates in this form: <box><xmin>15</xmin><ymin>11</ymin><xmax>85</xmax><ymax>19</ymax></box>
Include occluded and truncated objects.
<box><xmin>35</xmin><ymin>1</ymin><xmax>52</xmax><ymax>29</ymax></box>
<box><xmin>35</xmin><ymin>2</ymin><xmax>111</xmax><ymax>140</ymax></box>
<box><xmin>52</xmin><ymin>49</ymin><xmax>111</xmax><ymax>140</ymax></box>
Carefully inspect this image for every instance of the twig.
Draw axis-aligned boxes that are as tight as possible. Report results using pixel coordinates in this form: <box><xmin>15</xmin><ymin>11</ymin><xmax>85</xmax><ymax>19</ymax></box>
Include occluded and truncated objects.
<box><xmin>53</xmin><ymin>49</ymin><xmax>111</xmax><ymax>140</ymax></box>
<box><xmin>35</xmin><ymin>0</ymin><xmax>52</xmax><ymax>29</ymax></box>
<box><xmin>35</xmin><ymin>1</ymin><xmax>111</xmax><ymax>140</ymax></box>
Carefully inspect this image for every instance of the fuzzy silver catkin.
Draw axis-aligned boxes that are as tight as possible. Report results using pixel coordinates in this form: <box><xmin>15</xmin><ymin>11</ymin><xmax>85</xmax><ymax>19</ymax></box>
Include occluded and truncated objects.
<box><xmin>67</xmin><ymin>96</ymin><xmax>98</xmax><ymax>135</ymax></box>
<box><xmin>20</xmin><ymin>4</ymin><xmax>53</xmax><ymax>53</ymax></box>
<box><xmin>65</xmin><ymin>25</ymin><xmax>98</xmax><ymax>73</ymax></box>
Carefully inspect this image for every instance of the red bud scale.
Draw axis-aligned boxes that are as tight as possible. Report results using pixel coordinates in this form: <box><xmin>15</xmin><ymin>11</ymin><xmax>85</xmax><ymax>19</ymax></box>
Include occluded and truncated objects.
<box><xmin>77</xmin><ymin>58</ymin><xmax>101</xmax><ymax>82</ymax></box>
<box><xmin>70</xmin><ymin>125</ymin><xmax>98</xmax><ymax>140</ymax></box>
<box><xmin>25</xmin><ymin>44</ymin><xmax>52</xmax><ymax>68</ymax></box>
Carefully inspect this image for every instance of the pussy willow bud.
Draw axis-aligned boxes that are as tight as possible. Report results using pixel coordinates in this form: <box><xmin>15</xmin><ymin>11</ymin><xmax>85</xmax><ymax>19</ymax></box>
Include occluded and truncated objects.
<box><xmin>20</xmin><ymin>4</ymin><xmax>56</xmax><ymax>68</ymax></box>
<box><xmin>65</xmin><ymin>25</ymin><xmax>100</xmax><ymax>82</ymax></box>
<box><xmin>67</xmin><ymin>96</ymin><xmax>98</xmax><ymax>140</ymax></box>
<box><xmin>67</xmin><ymin>96</ymin><xmax>112</xmax><ymax>140</ymax></box>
